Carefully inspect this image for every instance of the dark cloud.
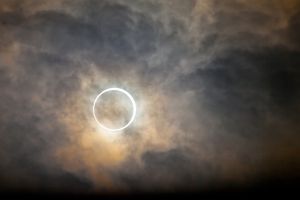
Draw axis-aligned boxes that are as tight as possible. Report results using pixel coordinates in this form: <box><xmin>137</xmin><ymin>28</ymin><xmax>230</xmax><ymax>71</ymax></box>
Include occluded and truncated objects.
<box><xmin>0</xmin><ymin>0</ymin><xmax>299</xmax><ymax>194</ymax></box>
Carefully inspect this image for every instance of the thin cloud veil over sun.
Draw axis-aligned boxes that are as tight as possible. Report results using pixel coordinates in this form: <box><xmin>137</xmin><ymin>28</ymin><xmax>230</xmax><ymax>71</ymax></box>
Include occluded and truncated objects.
<box><xmin>92</xmin><ymin>87</ymin><xmax>137</xmax><ymax>132</ymax></box>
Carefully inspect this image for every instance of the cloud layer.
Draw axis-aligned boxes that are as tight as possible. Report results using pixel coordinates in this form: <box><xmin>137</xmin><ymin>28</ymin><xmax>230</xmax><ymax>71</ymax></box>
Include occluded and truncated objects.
<box><xmin>0</xmin><ymin>0</ymin><xmax>299</xmax><ymax>193</ymax></box>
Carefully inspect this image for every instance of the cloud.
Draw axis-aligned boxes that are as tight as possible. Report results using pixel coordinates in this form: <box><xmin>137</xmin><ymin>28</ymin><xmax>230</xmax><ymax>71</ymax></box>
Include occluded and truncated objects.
<box><xmin>0</xmin><ymin>0</ymin><xmax>299</xmax><ymax>193</ymax></box>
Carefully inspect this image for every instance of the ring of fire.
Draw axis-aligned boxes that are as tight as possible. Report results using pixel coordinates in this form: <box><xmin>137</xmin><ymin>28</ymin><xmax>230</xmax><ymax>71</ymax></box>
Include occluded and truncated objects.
<box><xmin>93</xmin><ymin>88</ymin><xmax>136</xmax><ymax>131</ymax></box>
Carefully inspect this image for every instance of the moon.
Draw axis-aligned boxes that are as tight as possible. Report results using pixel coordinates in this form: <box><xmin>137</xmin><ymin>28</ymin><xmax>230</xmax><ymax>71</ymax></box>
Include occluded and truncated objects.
<box><xmin>93</xmin><ymin>88</ymin><xmax>137</xmax><ymax>131</ymax></box>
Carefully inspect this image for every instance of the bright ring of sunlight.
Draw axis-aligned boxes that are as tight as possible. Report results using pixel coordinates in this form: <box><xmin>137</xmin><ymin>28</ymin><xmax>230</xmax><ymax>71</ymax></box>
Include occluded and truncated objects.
<box><xmin>93</xmin><ymin>88</ymin><xmax>136</xmax><ymax>131</ymax></box>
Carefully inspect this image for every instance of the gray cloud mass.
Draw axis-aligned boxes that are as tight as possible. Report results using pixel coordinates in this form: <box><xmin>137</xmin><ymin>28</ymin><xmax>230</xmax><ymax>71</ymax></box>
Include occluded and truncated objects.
<box><xmin>0</xmin><ymin>0</ymin><xmax>299</xmax><ymax>193</ymax></box>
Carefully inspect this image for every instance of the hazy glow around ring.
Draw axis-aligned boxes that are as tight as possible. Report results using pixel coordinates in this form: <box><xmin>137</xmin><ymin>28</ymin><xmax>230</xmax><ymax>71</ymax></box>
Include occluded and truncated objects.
<box><xmin>93</xmin><ymin>88</ymin><xmax>136</xmax><ymax>131</ymax></box>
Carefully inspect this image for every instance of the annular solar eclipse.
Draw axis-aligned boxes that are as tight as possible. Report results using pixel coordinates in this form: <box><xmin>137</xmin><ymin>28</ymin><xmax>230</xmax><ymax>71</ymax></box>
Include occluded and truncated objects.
<box><xmin>93</xmin><ymin>88</ymin><xmax>136</xmax><ymax>131</ymax></box>
<box><xmin>1</xmin><ymin>0</ymin><xmax>299</xmax><ymax>194</ymax></box>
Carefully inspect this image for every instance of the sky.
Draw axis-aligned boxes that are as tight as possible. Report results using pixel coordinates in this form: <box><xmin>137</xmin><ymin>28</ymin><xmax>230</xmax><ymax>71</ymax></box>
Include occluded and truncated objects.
<box><xmin>0</xmin><ymin>0</ymin><xmax>299</xmax><ymax>195</ymax></box>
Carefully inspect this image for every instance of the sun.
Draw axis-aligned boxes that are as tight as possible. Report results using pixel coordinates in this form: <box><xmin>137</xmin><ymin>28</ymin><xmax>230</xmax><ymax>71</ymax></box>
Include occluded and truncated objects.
<box><xmin>93</xmin><ymin>88</ymin><xmax>136</xmax><ymax>131</ymax></box>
